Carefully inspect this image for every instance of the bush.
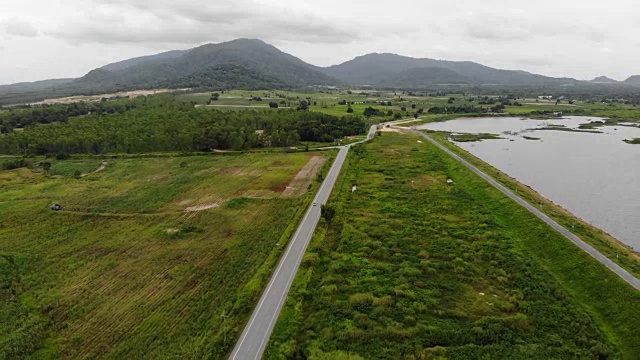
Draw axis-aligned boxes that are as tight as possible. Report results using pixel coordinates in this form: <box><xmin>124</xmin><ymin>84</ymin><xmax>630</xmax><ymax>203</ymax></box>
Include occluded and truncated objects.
<box><xmin>1</xmin><ymin>159</ymin><xmax>31</xmax><ymax>170</ymax></box>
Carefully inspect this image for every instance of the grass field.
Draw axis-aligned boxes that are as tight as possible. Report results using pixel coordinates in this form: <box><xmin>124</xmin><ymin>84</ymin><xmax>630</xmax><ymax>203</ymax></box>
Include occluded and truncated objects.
<box><xmin>177</xmin><ymin>90</ymin><xmax>640</xmax><ymax>123</ymax></box>
<box><xmin>0</xmin><ymin>150</ymin><xmax>334</xmax><ymax>359</ymax></box>
<box><xmin>424</xmin><ymin>131</ymin><xmax>640</xmax><ymax>278</ymax></box>
<box><xmin>266</xmin><ymin>133</ymin><xmax>640</xmax><ymax>359</ymax></box>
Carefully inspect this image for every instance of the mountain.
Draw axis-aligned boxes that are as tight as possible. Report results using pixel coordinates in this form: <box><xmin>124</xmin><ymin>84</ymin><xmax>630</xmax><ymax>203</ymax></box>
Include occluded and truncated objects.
<box><xmin>72</xmin><ymin>39</ymin><xmax>337</xmax><ymax>92</ymax></box>
<box><xmin>590</xmin><ymin>76</ymin><xmax>618</xmax><ymax>84</ymax></box>
<box><xmin>383</xmin><ymin>67</ymin><xmax>471</xmax><ymax>86</ymax></box>
<box><xmin>623</xmin><ymin>75</ymin><xmax>640</xmax><ymax>85</ymax></box>
<box><xmin>101</xmin><ymin>50</ymin><xmax>188</xmax><ymax>72</ymax></box>
<box><xmin>322</xmin><ymin>53</ymin><xmax>577</xmax><ymax>86</ymax></box>
<box><xmin>0</xmin><ymin>78</ymin><xmax>75</xmax><ymax>105</ymax></box>
<box><xmin>4</xmin><ymin>38</ymin><xmax>638</xmax><ymax>105</ymax></box>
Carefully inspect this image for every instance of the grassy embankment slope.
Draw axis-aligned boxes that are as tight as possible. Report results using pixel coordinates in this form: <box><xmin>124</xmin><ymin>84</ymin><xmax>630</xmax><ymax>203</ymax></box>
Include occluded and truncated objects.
<box><xmin>266</xmin><ymin>132</ymin><xmax>640</xmax><ymax>359</ymax></box>
<box><xmin>422</xmin><ymin>131</ymin><xmax>640</xmax><ymax>278</ymax></box>
<box><xmin>0</xmin><ymin>151</ymin><xmax>334</xmax><ymax>359</ymax></box>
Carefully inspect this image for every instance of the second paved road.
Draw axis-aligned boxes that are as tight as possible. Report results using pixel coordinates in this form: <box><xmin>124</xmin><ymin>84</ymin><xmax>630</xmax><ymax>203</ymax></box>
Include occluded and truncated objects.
<box><xmin>411</xmin><ymin>129</ymin><xmax>640</xmax><ymax>291</ymax></box>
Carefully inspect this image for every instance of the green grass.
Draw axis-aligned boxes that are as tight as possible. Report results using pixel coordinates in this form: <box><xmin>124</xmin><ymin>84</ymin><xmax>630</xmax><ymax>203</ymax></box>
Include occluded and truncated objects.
<box><xmin>179</xmin><ymin>90</ymin><xmax>640</xmax><ymax>125</ymax></box>
<box><xmin>449</xmin><ymin>133</ymin><xmax>503</xmax><ymax>142</ymax></box>
<box><xmin>266</xmin><ymin>132</ymin><xmax>639</xmax><ymax>359</ymax></box>
<box><xmin>48</xmin><ymin>159</ymin><xmax>104</xmax><ymax>177</ymax></box>
<box><xmin>428</xmin><ymin>132</ymin><xmax>640</xmax><ymax>278</ymax></box>
<box><xmin>0</xmin><ymin>150</ymin><xmax>334</xmax><ymax>359</ymax></box>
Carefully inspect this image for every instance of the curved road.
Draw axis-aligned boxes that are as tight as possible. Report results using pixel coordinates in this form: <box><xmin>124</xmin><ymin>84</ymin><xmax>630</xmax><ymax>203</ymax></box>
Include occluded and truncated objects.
<box><xmin>229</xmin><ymin>126</ymin><xmax>377</xmax><ymax>360</ymax></box>
<box><xmin>409</xmin><ymin>129</ymin><xmax>640</xmax><ymax>290</ymax></box>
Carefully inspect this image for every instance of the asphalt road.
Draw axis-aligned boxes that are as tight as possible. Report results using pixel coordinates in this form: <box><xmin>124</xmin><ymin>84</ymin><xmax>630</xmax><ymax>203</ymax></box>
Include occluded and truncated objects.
<box><xmin>229</xmin><ymin>126</ymin><xmax>377</xmax><ymax>360</ymax></box>
<box><xmin>411</xmin><ymin>129</ymin><xmax>640</xmax><ymax>291</ymax></box>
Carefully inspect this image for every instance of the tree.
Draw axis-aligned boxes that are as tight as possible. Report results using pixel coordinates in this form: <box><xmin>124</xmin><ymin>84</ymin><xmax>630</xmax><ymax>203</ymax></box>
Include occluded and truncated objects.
<box><xmin>211</xmin><ymin>93</ymin><xmax>220</xmax><ymax>101</ymax></box>
<box><xmin>269</xmin><ymin>102</ymin><xmax>279</xmax><ymax>108</ymax></box>
<box><xmin>347</xmin><ymin>106</ymin><xmax>354</xmax><ymax>113</ymax></box>
<box><xmin>386</xmin><ymin>110</ymin><xmax>393</xmax><ymax>116</ymax></box>
<box><xmin>321</xmin><ymin>204</ymin><xmax>336</xmax><ymax>223</ymax></box>
<box><xmin>411</xmin><ymin>104</ymin><xmax>416</xmax><ymax>109</ymax></box>
<box><xmin>401</xmin><ymin>107</ymin><xmax>407</xmax><ymax>111</ymax></box>
<box><xmin>297</xmin><ymin>100</ymin><xmax>309</xmax><ymax>111</ymax></box>
<box><xmin>364</xmin><ymin>107</ymin><xmax>384</xmax><ymax>118</ymax></box>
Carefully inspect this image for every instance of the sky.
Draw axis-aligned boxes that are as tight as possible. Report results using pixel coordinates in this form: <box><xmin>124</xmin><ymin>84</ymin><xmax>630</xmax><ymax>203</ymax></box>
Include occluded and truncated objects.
<box><xmin>0</xmin><ymin>0</ymin><xmax>638</xmax><ymax>85</ymax></box>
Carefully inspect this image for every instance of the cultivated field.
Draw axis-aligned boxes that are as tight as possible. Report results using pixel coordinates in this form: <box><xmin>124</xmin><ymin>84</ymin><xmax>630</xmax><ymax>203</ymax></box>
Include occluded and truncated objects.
<box><xmin>178</xmin><ymin>89</ymin><xmax>640</xmax><ymax>122</ymax></box>
<box><xmin>0</xmin><ymin>151</ymin><xmax>332</xmax><ymax>359</ymax></box>
<box><xmin>266</xmin><ymin>133</ymin><xmax>640</xmax><ymax>359</ymax></box>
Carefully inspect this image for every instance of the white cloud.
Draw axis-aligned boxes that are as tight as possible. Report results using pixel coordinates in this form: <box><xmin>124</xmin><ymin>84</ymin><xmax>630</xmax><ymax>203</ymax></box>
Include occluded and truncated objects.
<box><xmin>48</xmin><ymin>0</ymin><xmax>377</xmax><ymax>46</ymax></box>
<box><xmin>0</xmin><ymin>0</ymin><xmax>640</xmax><ymax>83</ymax></box>
<box><xmin>1</xmin><ymin>18</ymin><xmax>39</xmax><ymax>37</ymax></box>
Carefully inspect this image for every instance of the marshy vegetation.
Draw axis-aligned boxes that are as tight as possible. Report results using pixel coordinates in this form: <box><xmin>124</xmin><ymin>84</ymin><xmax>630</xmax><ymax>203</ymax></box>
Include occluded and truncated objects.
<box><xmin>266</xmin><ymin>133</ymin><xmax>640</xmax><ymax>359</ymax></box>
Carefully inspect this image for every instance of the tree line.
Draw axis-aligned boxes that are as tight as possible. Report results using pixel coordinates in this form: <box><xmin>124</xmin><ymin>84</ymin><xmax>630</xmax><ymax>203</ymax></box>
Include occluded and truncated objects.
<box><xmin>0</xmin><ymin>96</ymin><xmax>367</xmax><ymax>155</ymax></box>
<box><xmin>0</xmin><ymin>100</ymin><xmax>136</xmax><ymax>133</ymax></box>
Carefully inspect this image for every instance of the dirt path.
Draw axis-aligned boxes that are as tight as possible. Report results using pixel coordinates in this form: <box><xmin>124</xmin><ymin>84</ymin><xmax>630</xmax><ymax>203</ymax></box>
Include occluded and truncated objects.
<box><xmin>281</xmin><ymin>156</ymin><xmax>326</xmax><ymax>198</ymax></box>
<box><xmin>80</xmin><ymin>161</ymin><xmax>107</xmax><ymax>177</ymax></box>
<box><xmin>183</xmin><ymin>202</ymin><xmax>221</xmax><ymax>212</ymax></box>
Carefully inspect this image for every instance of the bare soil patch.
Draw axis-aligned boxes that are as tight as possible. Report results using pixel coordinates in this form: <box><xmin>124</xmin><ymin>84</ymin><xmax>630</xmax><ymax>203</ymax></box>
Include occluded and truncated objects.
<box><xmin>184</xmin><ymin>202</ymin><xmax>220</xmax><ymax>212</ymax></box>
<box><xmin>30</xmin><ymin>89</ymin><xmax>188</xmax><ymax>105</ymax></box>
<box><xmin>281</xmin><ymin>156</ymin><xmax>326</xmax><ymax>198</ymax></box>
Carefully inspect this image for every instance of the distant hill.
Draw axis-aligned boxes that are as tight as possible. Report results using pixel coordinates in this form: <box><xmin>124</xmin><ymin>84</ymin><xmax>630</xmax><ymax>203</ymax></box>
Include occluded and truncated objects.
<box><xmin>72</xmin><ymin>39</ymin><xmax>337</xmax><ymax>92</ymax></box>
<box><xmin>381</xmin><ymin>67</ymin><xmax>471</xmax><ymax>86</ymax></box>
<box><xmin>3</xmin><ymin>39</ymin><xmax>640</xmax><ymax>105</ymax></box>
<box><xmin>0</xmin><ymin>78</ymin><xmax>75</xmax><ymax>105</ymax></box>
<box><xmin>321</xmin><ymin>53</ymin><xmax>577</xmax><ymax>86</ymax></box>
<box><xmin>100</xmin><ymin>50</ymin><xmax>188</xmax><ymax>72</ymax></box>
<box><xmin>623</xmin><ymin>75</ymin><xmax>640</xmax><ymax>85</ymax></box>
<box><xmin>590</xmin><ymin>76</ymin><xmax>618</xmax><ymax>84</ymax></box>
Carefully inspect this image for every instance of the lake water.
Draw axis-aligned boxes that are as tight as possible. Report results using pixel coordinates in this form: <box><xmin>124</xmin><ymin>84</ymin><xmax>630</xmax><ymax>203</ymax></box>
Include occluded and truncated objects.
<box><xmin>417</xmin><ymin>116</ymin><xmax>640</xmax><ymax>250</ymax></box>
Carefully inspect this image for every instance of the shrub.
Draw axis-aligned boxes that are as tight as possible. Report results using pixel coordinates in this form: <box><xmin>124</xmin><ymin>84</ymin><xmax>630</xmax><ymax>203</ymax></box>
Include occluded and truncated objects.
<box><xmin>1</xmin><ymin>159</ymin><xmax>31</xmax><ymax>170</ymax></box>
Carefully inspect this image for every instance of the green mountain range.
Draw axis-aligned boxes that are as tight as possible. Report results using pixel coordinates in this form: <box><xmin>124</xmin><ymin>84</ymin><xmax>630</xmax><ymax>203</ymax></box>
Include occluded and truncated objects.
<box><xmin>1</xmin><ymin>38</ymin><xmax>639</xmax><ymax>105</ymax></box>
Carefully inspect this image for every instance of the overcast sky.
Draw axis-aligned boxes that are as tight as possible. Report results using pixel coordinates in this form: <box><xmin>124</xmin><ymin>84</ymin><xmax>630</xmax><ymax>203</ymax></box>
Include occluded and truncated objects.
<box><xmin>1</xmin><ymin>0</ymin><xmax>638</xmax><ymax>85</ymax></box>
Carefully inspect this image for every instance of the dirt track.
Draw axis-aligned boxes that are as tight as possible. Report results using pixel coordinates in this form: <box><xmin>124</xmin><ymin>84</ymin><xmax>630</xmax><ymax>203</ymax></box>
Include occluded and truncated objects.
<box><xmin>281</xmin><ymin>156</ymin><xmax>326</xmax><ymax>198</ymax></box>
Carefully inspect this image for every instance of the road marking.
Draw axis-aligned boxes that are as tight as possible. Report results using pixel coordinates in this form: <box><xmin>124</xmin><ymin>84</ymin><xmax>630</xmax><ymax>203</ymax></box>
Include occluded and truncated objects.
<box><xmin>230</xmin><ymin>197</ymin><xmax>315</xmax><ymax>359</ymax></box>
<box><xmin>230</xmin><ymin>146</ymin><xmax>352</xmax><ymax>359</ymax></box>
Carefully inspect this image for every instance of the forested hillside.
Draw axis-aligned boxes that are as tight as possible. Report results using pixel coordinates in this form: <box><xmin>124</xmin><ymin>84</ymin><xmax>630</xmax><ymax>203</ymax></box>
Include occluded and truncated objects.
<box><xmin>0</xmin><ymin>96</ymin><xmax>367</xmax><ymax>155</ymax></box>
<box><xmin>322</xmin><ymin>53</ymin><xmax>577</xmax><ymax>86</ymax></box>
